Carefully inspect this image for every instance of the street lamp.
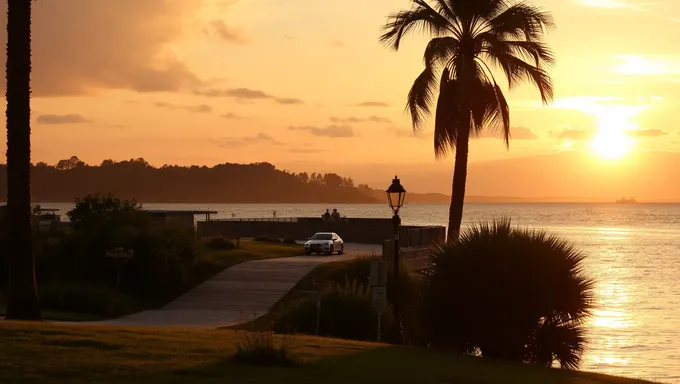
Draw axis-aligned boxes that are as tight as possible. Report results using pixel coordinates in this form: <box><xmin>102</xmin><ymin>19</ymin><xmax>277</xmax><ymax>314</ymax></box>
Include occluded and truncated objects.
<box><xmin>386</xmin><ymin>175</ymin><xmax>406</xmax><ymax>343</ymax></box>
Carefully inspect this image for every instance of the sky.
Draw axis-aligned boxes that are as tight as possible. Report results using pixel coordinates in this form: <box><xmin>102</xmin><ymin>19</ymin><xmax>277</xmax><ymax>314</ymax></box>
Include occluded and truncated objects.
<box><xmin>1</xmin><ymin>0</ymin><xmax>680</xmax><ymax>196</ymax></box>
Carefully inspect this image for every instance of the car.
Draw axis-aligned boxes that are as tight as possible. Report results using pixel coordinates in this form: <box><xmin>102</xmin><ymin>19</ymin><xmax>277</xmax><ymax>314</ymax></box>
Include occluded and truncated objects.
<box><xmin>304</xmin><ymin>232</ymin><xmax>344</xmax><ymax>255</ymax></box>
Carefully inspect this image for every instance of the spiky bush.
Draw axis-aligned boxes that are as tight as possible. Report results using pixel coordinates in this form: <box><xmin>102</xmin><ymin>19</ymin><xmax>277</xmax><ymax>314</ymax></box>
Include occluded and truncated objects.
<box><xmin>420</xmin><ymin>218</ymin><xmax>593</xmax><ymax>369</ymax></box>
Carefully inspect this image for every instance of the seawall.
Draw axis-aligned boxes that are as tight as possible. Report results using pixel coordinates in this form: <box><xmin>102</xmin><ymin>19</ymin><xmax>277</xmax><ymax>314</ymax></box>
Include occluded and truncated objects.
<box><xmin>197</xmin><ymin>217</ymin><xmax>446</xmax><ymax>246</ymax></box>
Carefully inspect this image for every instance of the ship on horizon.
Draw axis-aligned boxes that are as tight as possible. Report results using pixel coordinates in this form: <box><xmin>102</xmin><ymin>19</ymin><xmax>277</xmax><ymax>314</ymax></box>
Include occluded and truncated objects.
<box><xmin>615</xmin><ymin>197</ymin><xmax>637</xmax><ymax>204</ymax></box>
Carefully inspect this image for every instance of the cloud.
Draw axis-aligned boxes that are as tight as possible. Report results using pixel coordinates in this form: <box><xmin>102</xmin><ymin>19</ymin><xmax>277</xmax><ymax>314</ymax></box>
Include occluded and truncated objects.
<box><xmin>211</xmin><ymin>133</ymin><xmax>281</xmax><ymax>148</ymax></box>
<box><xmin>104</xmin><ymin>123</ymin><xmax>127</xmax><ymax>129</ymax></box>
<box><xmin>289</xmin><ymin>146</ymin><xmax>326</xmax><ymax>154</ymax></box>
<box><xmin>208</xmin><ymin>19</ymin><xmax>247</xmax><ymax>44</ymax></box>
<box><xmin>628</xmin><ymin>129</ymin><xmax>670</xmax><ymax>137</ymax></box>
<box><xmin>194</xmin><ymin>87</ymin><xmax>304</xmax><ymax>105</ymax></box>
<box><xmin>36</xmin><ymin>114</ymin><xmax>90</xmax><ymax>124</ymax></box>
<box><xmin>354</xmin><ymin>101</ymin><xmax>390</xmax><ymax>108</ymax></box>
<box><xmin>330</xmin><ymin>40</ymin><xmax>346</xmax><ymax>48</ymax></box>
<box><xmin>220</xmin><ymin>113</ymin><xmax>241</xmax><ymax>119</ymax></box>
<box><xmin>276</xmin><ymin>97</ymin><xmax>305</xmax><ymax>105</ymax></box>
<box><xmin>556</xmin><ymin>128</ymin><xmax>595</xmax><ymax>141</ymax></box>
<box><xmin>479</xmin><ymin>126</ymin><xmax>539</xmax><ymax>140</ymax></box>
<box><xmin>0</xmin><ymin>0</ymin><xmax>203</xmax><ymax>96</ymax></box>
<box><xmin>330</xmin><ymin>116</ymin><xmax>393</xmax><ymax>124</ymax></box>
<box><xmin>154</xmin><ymin>102</ymin><xmax>213</xmax><ymax>113</ymax></box>
<box><xmin>289</xmin><ymin>125</ymin><xmax>354</xmax><ymax>138</ymax></box>
<box><xmin>387</xmin><ymin>127</ymin><xmax>427</xmax><ymax>140</ymax></box>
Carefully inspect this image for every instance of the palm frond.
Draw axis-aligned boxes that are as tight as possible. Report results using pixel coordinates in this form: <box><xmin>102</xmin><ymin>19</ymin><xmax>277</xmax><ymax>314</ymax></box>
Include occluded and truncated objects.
<box><xmin>406</xmin><ymin>66</ymin><xmax>438</xmax><ymax>130</ymax></box>
<box><xmin>482</xmin><ymin>49</ymin><xmax>554</xmax><ymax>104</ymax></box>
<box><xmin>492</xmin><ymin>81</ymin><xmax>510</xmax><ymax>146</ymax></box>
<box><xmin>380</xmin><ymin>0</ymin><xmax>455</xmax><ymax>50</ymax></box>
<box><xmin>423</xmin><ymin>36</ymin><xmax>460</xmax><ymax>67</ymax></box>
<box><xmin>526</xmin><ymin>318</ymin><xmax>587</xmax><ymax>370</ymax></box>
<box><xmin>468</xmin><ymin>78</ymin><xmax>510</xmax><ymax>148</ymax></box>
<box><xmin>431</xmin><ymin>0</ymin><xmax>461</xmax><ymax>31</ymax></box>
<box><xmin>433</xmin><ymin>71</ymin><xmax>465</xmax><ymax>158</ymax></box>
<box><xmin>479</xmin><ymin>33</ymin><xmax>555</xmax><ymax>68</ymax></box>
<box><xmin>487</xmin><ymin>2</ymin><xmax>554</xmax><ymax>41</ymax></box>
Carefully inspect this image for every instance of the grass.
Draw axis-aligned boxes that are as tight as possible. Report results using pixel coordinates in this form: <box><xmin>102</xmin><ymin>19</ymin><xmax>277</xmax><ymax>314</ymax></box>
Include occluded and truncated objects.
<box><xmin>0</xmin><ymin>239</ymin><xmax>303</xmax><ymax>321</ymax></box>
<box><xmin>233</xmin><ymin>256</ymin><xmax>378</xmax><ymax>330</ymax></box>
<box><xmin>0</xmin><ymin>321</ymin><xmax>657</xmax><ymax>384</ymax></box>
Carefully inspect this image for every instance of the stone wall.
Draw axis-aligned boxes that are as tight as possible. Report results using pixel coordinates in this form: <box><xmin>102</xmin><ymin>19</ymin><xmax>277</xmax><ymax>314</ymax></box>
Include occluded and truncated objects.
<box><xmin>197</xmin><ymin>217</ymin><xmax>446</xmax><ymax>246</ymax></box>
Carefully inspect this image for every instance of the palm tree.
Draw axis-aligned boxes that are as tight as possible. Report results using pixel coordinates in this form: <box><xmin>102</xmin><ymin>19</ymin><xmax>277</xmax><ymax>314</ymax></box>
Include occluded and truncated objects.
<box><xmin>381</xmin><ymin>0</ymin><xmax>555</xmax><ymax>240</ymax></box>
<box><xmin>5</xmin><ymin>0</ymin><xmax>41</xmax><ymax>320</ymax></box>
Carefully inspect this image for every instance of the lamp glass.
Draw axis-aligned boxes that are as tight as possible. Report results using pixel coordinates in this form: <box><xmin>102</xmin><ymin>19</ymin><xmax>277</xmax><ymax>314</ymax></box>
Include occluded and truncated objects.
<box><xmin>386</xmin><ymin>176</ymin><xmax>406</xmax><ymax>213</ymax></box>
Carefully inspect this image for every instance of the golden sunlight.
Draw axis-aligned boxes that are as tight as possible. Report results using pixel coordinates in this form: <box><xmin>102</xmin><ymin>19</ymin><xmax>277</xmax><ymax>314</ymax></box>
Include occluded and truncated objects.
<box><xmin>590</xmin><ymin>113</ymin><xmax>638</xmax><ymax>159</ymax></box>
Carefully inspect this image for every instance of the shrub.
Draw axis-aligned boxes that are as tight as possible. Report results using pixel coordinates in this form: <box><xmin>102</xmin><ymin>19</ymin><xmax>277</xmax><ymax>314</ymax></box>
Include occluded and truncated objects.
<box><xmin>282</xmin><ymin>238</ymin><xmax>297</xmax><ymax>245</ymax></box>
<box><xmin>207</xmin><ymin>237</ymin><xmax>237</xmax><ymax>250</ymax></box>
<box><xmin>35</xmin><ymin>194</ymin><xmax>200</xmax><ymax>303</ymax></box>
<box><xmin>274</xmin><ymin>278</ymin><xmax>394</xmax><ymax>341</ymax></box>
<box><xmin>420</xmin><ymin>218</ymin><xmax>593</xmax><ymax>369</ymax></box>
<box><xmin>232</xmin><ymin>329</ymin><xmax>298</xmax><ymax>366</ymax></box>
<box><xmin>67</xmin><ymin>193</ymin><xmax>146</xmax><ymax>230</ymax></box>
<box><xmin>253</xmin><ymin>236</ymin><xmax>281</xmax><ymax>243</ymax></box>
<box><xmin>38</xmin><ymin>282</ymin><xmax>143</xmax><ymax>318</ymax></box>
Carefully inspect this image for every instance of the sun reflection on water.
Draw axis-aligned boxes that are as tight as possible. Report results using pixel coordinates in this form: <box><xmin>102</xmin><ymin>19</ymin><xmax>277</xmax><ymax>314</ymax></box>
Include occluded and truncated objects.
<box><xmin>591</xmin><ymin>309</ymin><xmax>633</xmax><ymax>329</ymax></box>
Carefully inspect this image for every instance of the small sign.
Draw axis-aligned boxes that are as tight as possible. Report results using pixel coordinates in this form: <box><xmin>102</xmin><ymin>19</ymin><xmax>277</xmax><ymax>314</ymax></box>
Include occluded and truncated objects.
<box><xmin>371</xmin><ymin>287</ymin><xmax>387</xmax><ymax>312</ymax></box>
<box><xmin>106</xmin><ymin>247</ymin><xmax>134</xmax><ymax>260</ymax></box>
<box><xmin>369</xmin><ymin>260</ymin><xmax>388</xmax><ymax>287</ymax></box>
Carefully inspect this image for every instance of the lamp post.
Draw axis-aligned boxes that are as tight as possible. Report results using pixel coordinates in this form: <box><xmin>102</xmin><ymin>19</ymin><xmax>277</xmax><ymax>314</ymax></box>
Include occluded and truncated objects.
<box><xmin>386</xmin><ymin>175</ymin><xmax>406</xmax><ymax>343</ymax></box>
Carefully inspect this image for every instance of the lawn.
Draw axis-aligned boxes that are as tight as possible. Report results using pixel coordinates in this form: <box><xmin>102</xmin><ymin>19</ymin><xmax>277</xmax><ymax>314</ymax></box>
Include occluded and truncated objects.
<box><xmin>0</xmin><ymin>239</ymin><xmax>303</xmax><ymax>321</ymax></box>
<box><xmin>0</xmin><ymin>321</ymin><xmax>656</xmax><ymax>384</ymax></box>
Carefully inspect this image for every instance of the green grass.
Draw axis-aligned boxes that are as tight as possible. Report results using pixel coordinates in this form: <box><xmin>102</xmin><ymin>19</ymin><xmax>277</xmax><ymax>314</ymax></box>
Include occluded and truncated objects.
<box><xmin>233</xmin><ymin>256</ymin><xmax>378</xmax><ymax>330</ymax></box>
<box><xmin>0</xmin><ymin>322</ymin><xmax>657</xmax><ymax>383</ymax></box>
<box><xmin>0</xmin><ymin>240</ymin><xmax>303</xmax><ymax>321</ymax></box>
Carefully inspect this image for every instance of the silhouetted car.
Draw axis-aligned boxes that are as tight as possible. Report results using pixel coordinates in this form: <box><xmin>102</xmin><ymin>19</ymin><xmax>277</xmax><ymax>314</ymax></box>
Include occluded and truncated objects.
<box><xmin>304</xmin><ymin>232</ymin><xmax>344</xmax><ymax>255</ymax></box>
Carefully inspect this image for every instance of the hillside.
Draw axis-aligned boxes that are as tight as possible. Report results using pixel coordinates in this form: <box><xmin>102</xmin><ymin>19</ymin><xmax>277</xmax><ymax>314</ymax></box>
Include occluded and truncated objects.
<box><xmin>0</xmin><ymin>157</ymin><xmax>380</xmax><ymax>204</ymax></box>
<box><xmin>0</xmin><ymin>156</ymin><xmax>458</xmax><ymax>204</ymax></box>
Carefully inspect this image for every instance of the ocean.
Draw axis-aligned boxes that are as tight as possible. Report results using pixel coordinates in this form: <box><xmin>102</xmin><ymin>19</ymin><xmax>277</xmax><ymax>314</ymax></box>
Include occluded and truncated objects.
<box><xmin>38</xmin><ymin>201</ymin><xmax>680</xmax><ymax>383</ymax></box>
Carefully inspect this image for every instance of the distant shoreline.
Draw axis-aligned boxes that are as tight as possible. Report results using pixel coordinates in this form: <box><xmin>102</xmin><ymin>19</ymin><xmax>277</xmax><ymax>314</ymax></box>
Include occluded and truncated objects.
<box><xmin>15</xmin><ymin>200</ymin><xmax>680</xmax><ymax>205</ymax></box>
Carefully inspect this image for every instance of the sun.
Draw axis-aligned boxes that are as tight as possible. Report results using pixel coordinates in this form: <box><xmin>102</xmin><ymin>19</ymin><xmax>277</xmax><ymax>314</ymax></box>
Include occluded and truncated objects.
<box><xmin>589</xmin><ymin>114</ymin><xmax>637</xmax><ymax>160</ymax></box>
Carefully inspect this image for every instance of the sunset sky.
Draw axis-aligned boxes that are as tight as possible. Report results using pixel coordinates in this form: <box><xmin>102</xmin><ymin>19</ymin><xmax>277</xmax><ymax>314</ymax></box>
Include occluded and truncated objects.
<box><xmin>1</xmin><ymin>0</ymin><xmax>680</xmax><ymax>196</ymax></box>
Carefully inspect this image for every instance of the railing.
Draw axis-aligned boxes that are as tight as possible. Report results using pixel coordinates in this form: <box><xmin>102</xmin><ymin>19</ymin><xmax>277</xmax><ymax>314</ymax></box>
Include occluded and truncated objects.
<box><xmin>208</xmin><ymin>217</ymin><xmax>299</xmax><ymax>223</ymax></box>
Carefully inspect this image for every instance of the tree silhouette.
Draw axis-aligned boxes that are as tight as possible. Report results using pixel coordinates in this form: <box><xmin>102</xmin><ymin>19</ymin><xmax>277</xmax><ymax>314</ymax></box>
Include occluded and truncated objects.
<box><xmin>4</xmin><ymin>0</ymin><xmax>41</xmax><ymax>320</ymax></box>
<box><xmin>0</xmin><ymin>158</ymin><xmax>384</xmax><ymax>204</ymax></box>
<box><xmin>381</xmin><ymin>0</ymin><xmax>554</xmax><ymax>240</ymax></box>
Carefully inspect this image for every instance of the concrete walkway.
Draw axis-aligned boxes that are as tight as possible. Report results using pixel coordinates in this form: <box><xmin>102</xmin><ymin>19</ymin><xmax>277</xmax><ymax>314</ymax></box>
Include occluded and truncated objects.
<box><xmin>86</xmin><ymin>243</ymin><xmax>381</xmax><ymax>328</ymax></box>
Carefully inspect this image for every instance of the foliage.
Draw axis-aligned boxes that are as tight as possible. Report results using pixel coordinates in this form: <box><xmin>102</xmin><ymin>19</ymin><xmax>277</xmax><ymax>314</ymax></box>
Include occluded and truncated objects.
<box><xmin>67</xmin><ymin>193</ymin><xmax>143</xmax><ymax>229</ymax></box>
<box><xmin>380</xmin><ymin>0</ymin><xmax>554</xmax><ymax>151</ymax></box>
<box><xmin>207</xmin><ymin>237</ymin><xmax>237</xmax><ymax>250</ymax></box>
<box><xmin>282</xmin><ymin>238</ymin><xmax>297</xmax><ymax>245</ymax></box>
<box><xmin>232</xmin><ymin>329</ymin><xmax>299</xmax><ymax>367</ymax></box>
<box><xmin>37</xmin><ymin>282</ymin><xmax>143</xmax><ymax>318</ymax></box>
<box><xmin>420</xmin><ymin>218</ymin><xmax>593</xmax><ymax>369</ymax></box>
<box><xmin>254</xmin><ymin>235</ymin><xmax>282</xmax><ymax>243</ymax></box>
<box><xmin>273</xmin><ymin>277</ymin><xmax>394</xmax><ymax>342</ymax></box>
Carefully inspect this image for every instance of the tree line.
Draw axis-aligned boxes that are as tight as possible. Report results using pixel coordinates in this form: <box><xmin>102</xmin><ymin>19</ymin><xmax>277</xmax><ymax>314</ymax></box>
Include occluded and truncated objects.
<box><xmin>0</xmin><ymin>156</ymin><xmax>382</xmax><ymax>203</ymax></box>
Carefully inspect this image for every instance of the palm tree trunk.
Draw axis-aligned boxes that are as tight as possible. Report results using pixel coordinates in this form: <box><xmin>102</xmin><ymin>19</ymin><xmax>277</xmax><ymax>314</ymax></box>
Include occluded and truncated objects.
<box><xmin>447</xmin><ymin>128</ymin><xmax>470</xmax><ymax>242</ymax></box>
<box><xmin>5</xmin><ymin>0</ymin><xmax>41</xmax><ymax>320</ymax></box>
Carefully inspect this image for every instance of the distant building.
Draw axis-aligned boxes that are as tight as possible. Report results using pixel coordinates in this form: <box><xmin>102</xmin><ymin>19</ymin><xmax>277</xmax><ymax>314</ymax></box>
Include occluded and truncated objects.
<box><xmin>145</xmin><ymin>210</ymin><xmax>218</xmax><ymax>232</ymax></box>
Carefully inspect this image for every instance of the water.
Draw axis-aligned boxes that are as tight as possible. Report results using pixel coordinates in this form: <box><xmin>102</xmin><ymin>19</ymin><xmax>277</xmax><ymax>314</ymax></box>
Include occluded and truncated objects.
<box><xmin>39</xmin><ymin>201</ymin><xmax>680</xmax><ymax>382</ymax></box>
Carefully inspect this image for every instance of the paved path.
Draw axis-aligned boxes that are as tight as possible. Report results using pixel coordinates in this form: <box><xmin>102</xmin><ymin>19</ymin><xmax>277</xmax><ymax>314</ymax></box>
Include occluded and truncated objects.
<box><xmin>86</xmin><ymin>243</ymin><xmax>381</xmax><ymax>328</ymax></box>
